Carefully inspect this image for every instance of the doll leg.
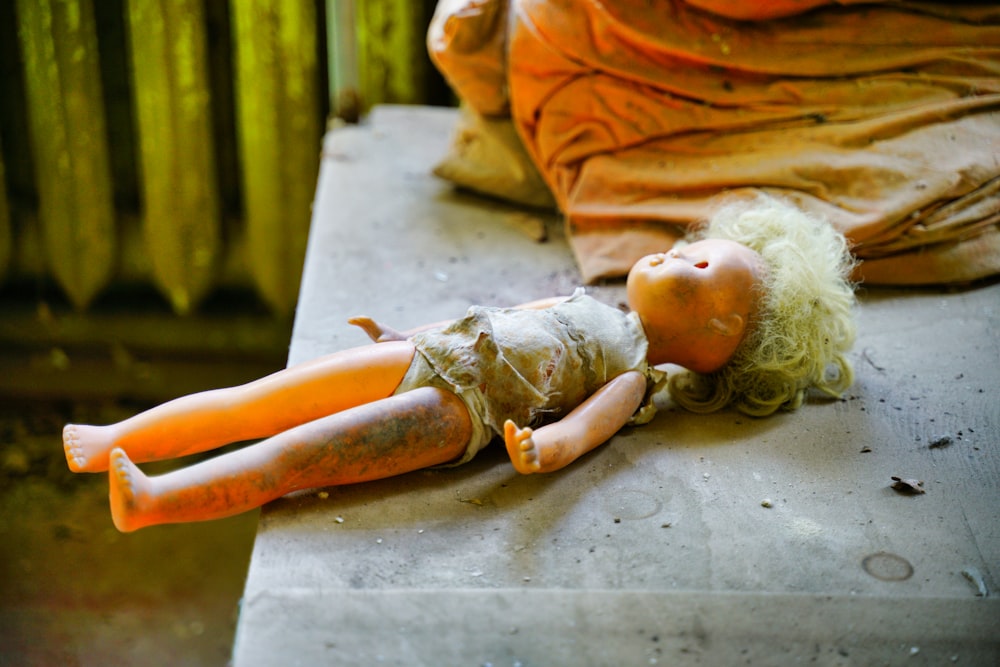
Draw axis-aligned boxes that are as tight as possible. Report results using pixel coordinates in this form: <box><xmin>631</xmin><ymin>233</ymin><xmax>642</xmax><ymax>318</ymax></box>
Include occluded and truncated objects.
<box><xmin>64</xmin><ymin>341</ymin><xmax>417</xmax><ymax>473</ymax></box>
<box><xmin>108</xmin><ymin>386</ymin><xmax>473</xmax><ymax>532</ymax></box>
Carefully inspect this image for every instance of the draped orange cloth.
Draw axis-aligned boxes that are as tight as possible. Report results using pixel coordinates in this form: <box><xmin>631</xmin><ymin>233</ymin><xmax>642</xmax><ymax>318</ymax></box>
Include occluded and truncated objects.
<box><xmin>429</xmin><ymin>0</ymin><xmax>1000</xmax><ymax>284</ymax></box>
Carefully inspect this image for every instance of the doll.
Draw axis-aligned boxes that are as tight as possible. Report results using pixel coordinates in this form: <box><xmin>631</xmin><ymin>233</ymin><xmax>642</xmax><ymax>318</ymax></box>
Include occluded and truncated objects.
<box><xmin>62</xmin><ymin>196</ymin><xmax>856</xmax><ymax>532</ymax></box>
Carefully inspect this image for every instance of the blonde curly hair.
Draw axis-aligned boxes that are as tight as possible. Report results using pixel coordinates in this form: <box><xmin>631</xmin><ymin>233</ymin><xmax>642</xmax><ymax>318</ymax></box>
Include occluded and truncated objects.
<box><xmin>668</xmin><ymin>196</ymin><xmax>858</xmax><ymax>417</ymax></box>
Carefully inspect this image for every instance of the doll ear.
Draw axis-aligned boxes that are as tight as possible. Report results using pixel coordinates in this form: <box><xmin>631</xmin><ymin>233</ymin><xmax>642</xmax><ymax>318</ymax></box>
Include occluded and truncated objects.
<box><xmin>708</xmin><ymin>313</ymin><xmax>746</xmax><ymax>338</ymax></box>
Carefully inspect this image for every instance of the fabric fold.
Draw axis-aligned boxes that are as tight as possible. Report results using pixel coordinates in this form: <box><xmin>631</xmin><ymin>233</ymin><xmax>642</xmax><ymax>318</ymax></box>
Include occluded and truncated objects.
<box><xmin>430</xmin><ymin>0</ymin><xmax>1000</xmax><ymax>285</ymax></box>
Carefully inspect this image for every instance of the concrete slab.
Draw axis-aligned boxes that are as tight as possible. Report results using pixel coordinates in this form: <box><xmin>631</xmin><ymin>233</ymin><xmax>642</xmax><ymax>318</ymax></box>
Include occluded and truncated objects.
<box><xmin>232</xmin><ymin>106</ymin><xmax>1000</xmax><ymax>666</ymax></box>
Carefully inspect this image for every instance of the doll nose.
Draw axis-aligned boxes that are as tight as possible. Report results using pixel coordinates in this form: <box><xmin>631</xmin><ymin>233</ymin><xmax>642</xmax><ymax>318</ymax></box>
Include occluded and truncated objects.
<box><xmin>668</xmin><ymin>248</ymin><xmax>709</xmax><ymax>268</ymax></box>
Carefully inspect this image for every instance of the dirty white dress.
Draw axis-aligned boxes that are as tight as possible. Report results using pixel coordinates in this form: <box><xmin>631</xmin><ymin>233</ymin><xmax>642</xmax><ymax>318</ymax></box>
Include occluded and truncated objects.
<box><xmin>393</xmin><ymin>289</ymin><xmax>663</xmax><ymax>464</ymax></box>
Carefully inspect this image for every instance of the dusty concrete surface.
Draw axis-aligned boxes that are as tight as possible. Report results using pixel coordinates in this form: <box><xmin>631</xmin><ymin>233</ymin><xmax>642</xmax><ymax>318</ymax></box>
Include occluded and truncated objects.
<box><xmin>233</xmin><ymin>106</ymin><xmax>999</xmax><ymax>666</ymax></box>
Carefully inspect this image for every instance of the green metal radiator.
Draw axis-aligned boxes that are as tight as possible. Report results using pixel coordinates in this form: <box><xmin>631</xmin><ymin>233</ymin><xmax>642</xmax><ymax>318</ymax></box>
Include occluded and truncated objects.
<box><xmin>1</xmin><ymin>0</ymin><xmax>442</xmax><ymax>317</ymax></box>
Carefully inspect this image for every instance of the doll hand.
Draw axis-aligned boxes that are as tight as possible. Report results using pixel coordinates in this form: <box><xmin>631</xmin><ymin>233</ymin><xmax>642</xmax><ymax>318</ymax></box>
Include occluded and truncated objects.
<box><xmin>504</xmin><ymin>419</ymin><xmax>541</xmax><ymax>474</ymax></box>
<box><xmin>347</xmin><ymin>316</ymin><xmax>409</xmax><ymax>343</ymax></box>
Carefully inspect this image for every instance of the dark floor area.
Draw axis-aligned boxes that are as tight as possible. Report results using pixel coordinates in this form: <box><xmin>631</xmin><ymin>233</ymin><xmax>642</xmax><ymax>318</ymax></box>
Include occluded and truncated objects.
<box><xmin>0</xmin><ymin>399</ymin><xmax>258</xmax><ymax>667</ymax></box>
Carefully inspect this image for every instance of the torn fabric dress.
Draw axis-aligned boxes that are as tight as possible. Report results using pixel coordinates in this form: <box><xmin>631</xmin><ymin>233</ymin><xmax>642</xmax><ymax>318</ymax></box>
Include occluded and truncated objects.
<box><xmin>393</xmin><ymin>289</ymin><xmax>663</xmax><ymax>465</ymax></box>
<box><xmin>429</xmin><ymin>0</ymin><xmax>1000</xmax><ymax>285</ymax></box>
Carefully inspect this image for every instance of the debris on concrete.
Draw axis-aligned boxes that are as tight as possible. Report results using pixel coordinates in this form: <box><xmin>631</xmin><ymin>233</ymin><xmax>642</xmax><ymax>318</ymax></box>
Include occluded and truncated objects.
<box><xmin>890</xmin><ymin>476</ymin><xmax>926</xmax><ymax>494</ymax></box>
<box><xmin>928</xmin><ymin>435</ymin><xmax>954</xmax><ymax>449</ymax></box>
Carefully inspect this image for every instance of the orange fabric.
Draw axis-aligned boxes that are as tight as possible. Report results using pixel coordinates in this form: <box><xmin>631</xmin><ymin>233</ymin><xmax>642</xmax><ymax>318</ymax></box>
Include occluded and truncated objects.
<box><xmin>428</xmin><ymin>0</ymin><xmax>511</xmax><ymax>116</ymax></box>
<box><xmin>430</xmin><ymin>0</ymin><xmax>1000</xmax><ymax>284</ymax></box>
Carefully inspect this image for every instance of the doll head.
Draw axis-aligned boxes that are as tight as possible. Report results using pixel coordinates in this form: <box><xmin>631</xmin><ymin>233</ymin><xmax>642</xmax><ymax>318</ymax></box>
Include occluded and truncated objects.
<box><xmin>627</xmin><ymin>238</ymin><xmax>765</xmax><ymax>373</ymax></box>
<box><xmin>662</xmin><ymin>195</ymin><xmax>857</xmax><ymax>416</ymax></box>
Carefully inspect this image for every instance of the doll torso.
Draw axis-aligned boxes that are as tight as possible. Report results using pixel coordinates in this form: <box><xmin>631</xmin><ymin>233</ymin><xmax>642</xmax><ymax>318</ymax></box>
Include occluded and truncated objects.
<box><xmin>408</xmin><ymin>290</ymin><xmax>654</xmax><ymax>444</ymax></box>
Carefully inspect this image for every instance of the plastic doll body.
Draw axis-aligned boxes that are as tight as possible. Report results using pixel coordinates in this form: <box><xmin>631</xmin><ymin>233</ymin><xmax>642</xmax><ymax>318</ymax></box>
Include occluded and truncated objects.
<box><xmin>65</xmin><ymin>341</ymin><xmax>418</xmax><ymax>473</ymax></box>
<box><xmin>508</xmin><ymin>239</ymin><xmax>763</xmax><ymax>473</ymax></box>
<box><xmin>109</xmin><ymin>386</ymin><xmax>473</xmax><ymax>532</ymax></box>
<box><xmin>64</xmin><ymin>238</ymin><xmax>768</xmax><ymax>532</ymax></box>
<box><xmin>504</xmin><ymin>371</ymin><xmax>647</xmax><ymax>474</ymax></box>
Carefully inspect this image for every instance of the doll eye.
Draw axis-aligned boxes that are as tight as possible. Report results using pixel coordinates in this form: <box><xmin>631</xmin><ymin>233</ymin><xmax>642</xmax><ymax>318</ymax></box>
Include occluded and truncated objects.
<box><xmin>694</xmin><ymin>261</ymin><xmax>709</xmax><ymax>269</ymax></box>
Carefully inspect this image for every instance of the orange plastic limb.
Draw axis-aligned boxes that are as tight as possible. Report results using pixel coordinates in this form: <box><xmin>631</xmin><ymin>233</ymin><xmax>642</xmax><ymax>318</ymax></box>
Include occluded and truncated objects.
<box><xmin>109</xmin><ymin>386</ymin><xmax>473</xmax><ymax>531</ymax></box>
<box><xmin>504</xmin><ymin>370</ymin><xmax>646</xmax><ymax>474</ymax></box>
<box><xmin>64</xmin><ymin>341</ymin><xmax>417</xmax><ymax>473</ymax></box>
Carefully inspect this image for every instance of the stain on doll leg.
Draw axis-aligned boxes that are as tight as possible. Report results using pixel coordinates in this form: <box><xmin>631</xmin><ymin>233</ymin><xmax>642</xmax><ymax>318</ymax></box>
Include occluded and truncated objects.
<box><xmin>109</xmin><ymin>448</ymin><xmax>152</xmax><ymax>532</ymax></box>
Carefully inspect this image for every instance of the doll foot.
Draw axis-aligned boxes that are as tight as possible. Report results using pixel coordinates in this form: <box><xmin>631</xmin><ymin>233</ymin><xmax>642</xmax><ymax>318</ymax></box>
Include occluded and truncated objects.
<box><xmin>504</xmin><ymin>420</ymin><xmax>541</xmax><ymax>474</ymax></box>
<box><xmin>109</xmin><ymin>448</ymin><xmax>152</xmax><ymax>532</ymax></box>
<box><xmin>64</xmin><ymin>424</ymin><xmax>116</xmax><ymax>473</ymax></box>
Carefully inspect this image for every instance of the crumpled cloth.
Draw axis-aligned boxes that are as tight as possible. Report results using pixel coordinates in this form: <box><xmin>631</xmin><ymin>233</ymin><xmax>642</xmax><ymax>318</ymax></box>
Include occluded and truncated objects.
<box><xmin>428</xmin><ymin>0</ymin><xmax>1000</xmax><ymax>284</ymax></box>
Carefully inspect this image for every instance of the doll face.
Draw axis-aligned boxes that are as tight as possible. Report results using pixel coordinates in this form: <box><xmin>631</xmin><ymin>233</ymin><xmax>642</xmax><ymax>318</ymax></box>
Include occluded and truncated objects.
<box><xmin>627</xmin><ymin>239</ymin><xmax>764</xmax><ymax>372</ymax></box>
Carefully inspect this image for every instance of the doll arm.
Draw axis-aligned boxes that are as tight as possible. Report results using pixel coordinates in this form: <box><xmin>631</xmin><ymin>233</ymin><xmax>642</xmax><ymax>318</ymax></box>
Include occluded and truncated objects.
<box><xmin>349</xmin><ymin>296</ymin><xmax>570</xmax><ymax>342</ymax></box>
<box><xmin>503</xmin><ymin>371</ymin><xmax>647</xmax><ymax>474</ymax></box>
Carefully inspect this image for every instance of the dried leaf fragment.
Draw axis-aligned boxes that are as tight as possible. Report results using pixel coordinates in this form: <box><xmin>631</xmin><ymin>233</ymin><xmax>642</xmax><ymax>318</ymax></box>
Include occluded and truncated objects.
<box><xmin>890</xmin><ymin>476</ymin><xmax>925</xmax><ymax>494</ymax></box>
<box><xmin>928</xmin><ymin>435</ymin><xmax>953</xmax><ymax>449</ymax></box>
